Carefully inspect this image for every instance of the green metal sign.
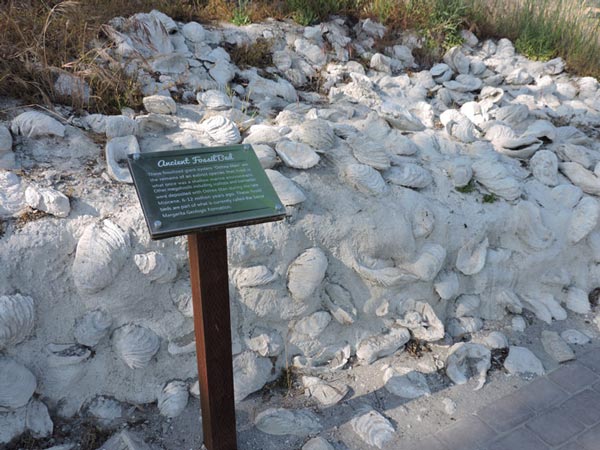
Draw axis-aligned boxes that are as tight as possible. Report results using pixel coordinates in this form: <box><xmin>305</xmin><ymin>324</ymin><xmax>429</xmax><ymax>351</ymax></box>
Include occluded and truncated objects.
<box><xmin>127</xmin><ymin>145</ymin><xmax>285</xmax><ymax>240</ymax></box>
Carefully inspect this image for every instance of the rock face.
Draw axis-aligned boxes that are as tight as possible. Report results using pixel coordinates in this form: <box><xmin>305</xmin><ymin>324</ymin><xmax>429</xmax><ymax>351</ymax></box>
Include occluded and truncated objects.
<box><xmin>3</xmin><ymin>9</ymin><xmax>600</xmax><ymax>444</ymax></box>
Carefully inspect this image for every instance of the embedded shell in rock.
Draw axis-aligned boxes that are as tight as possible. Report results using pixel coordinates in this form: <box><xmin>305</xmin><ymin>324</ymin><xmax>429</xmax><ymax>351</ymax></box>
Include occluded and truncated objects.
<box><xmin>356</xmin><ymin>327</ymin><xmax>410</xmax><ymax>364</ymax></box>
<box><xmin>275</xmin><ymin>140</ymin><xmax>320</xmax><ymax>169</ymax></box>
<box><xmin>157</xmin><ymin>380</ymin><xmax>189</xmax><ymax>418</ymax></box>
<box><xmin>73</xmin><ymin>309</ymin><xmax>112</xmax><ymax>347</ymax></box>
<box><xmin>72</xmin><ymin>220</ymin><xmax>130</xmax><ymax>295</ymax></box>
<box><xmin>302</xmin><ymin>376</ymin><xmax>349</xmax><ymax>406</ymax></box>
<box><xmin>265</xmin><ymin>169</ymin><xmax>306</xmax><ymax>205</ymax></box>
<box><xmin>112</xmin><ymin>324</ymin><xmax>160</xmax><ymax>370</ymax></box>
<box><xmin>134</xmin><ymin>251</ymin><xmax>177</xmax><ymax>283</ymax></box>
<box><xmin>384</xmin><ymin>164</ymin><xmax>432</xmax><ymax>189</ymax></box>
<box><xmin>254</xmin><ymin>408</ymin><xmax>322</xmax><ymax>436</ymax></box>
<box><xmin>201</xmin><ymin>115</ymin><xmax>241</xmax><ymax>145</ymax></box>
<box><xmin>445</xmin><ymin>342</ymin><xmax>491</xmax><ymax>390</ymax></box>
<box><xmin>472</xmin><ymin>159</ymin><xmax>521</xmax><ymax>201</ymax></box>
<box><xmin>456</xmin><ymin>238</ymin><xmax>488</xmax><ymax>276</ymax></box>
<box><xmin>293</xmin><ymin>119</ymin><xmax>336</xmax><ymax>150</ymax></box>
<box><xmin>568</xmin><ymin>197</ymin><xmax>600</xmax><ymax>244</ymax></box>
<box><xmin>287</xmin><ymin>248</ymin><xmax>328</xmax><ymax>301</ymax></box>
<box><xmin>11</xmin><ymin>111</ymin><xmax>65</xmax><ymax>138</ymax></box>
<box><xmin>343</xmin><ymin>164</ymin><xmax>388</xmax><ymax>195</ymax></box>
<box><xmin>0</xmin><ymin>356</ymin><xmax>37</xmax><ymax>411</ymax></box>
<box><xmin>350</xmin><ymin>409</ymin><xmax>395</xmax><ymax>449</ymax></box>
<box><xmin>0</xmin><ymin>294</ymin><xmax>35</xmax><ymax>349</ymax></box>
<box><xmin>383</xmin><ymin>367</ymin><xmax>430</xmax><ymax>399</ymax></box>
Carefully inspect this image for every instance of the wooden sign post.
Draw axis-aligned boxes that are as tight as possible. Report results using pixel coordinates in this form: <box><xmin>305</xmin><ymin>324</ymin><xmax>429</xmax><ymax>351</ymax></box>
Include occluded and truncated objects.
<box><xmin>128</xmin><ymin>145</ymin><xmax>285</xmax><ymax>450</ymax></box>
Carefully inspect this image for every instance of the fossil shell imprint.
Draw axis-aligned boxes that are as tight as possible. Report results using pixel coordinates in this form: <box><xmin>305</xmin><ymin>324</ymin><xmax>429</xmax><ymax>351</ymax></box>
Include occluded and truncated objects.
<box><xmin>287</xmin><ymin>248</ymin><xmax>328</xmax><ymax>301</ymax></box>
<box><xmin>254</xmin><ymin>408</ymin><xmax>322</xmax><ymax>436</ymax></box>
<box><xmin>197</xmin><ymin>89</ymin><xmax>231</xmax><ymax>110</ymax></box>
<box><xmin>383</xmin><ymin>367</ymin><xmax>430</xmax><ymax>399</ymax></box>
<box><xmin>568</xmin><ymin>196</ymin><xmax>600</xmax><ymax>244</ymax></box>
<box><xmin>472</xmin><ymin>159</ymin><xmax>521</xmax><ymax>201</ymax></box>
<box><xmin>0</xmin><ymin>356</ymin><xmax>37</xmax><ymax>411</ymax></box>
<box><xmin>201</xmin><ymin>115</ymin><xmax>241</xmax><ymax>145</ymax></box>
<box><xmin>293</xmin><ymin>119</ymin><xmax>336</xmax><ymax>150</ymax></box>
<box><xmin>265</xmin><ymin>169</ymin><xmax>306</xmax><ymax>205</ymax></box>
<box><xmin>513</xmin><ymin>201</ymin><xmax>555</xmax><ymax>251</ymax></box>
<box><xmin>343</xmin><ymin>164</ymin><xmax>388</xmax><ymax>195</ymax></box>
<box><xmin>134</xmin><ymin>251</ymin><xmax>177</xmax><ymax>283</ymax></box>
<box><xmin>73</xmin><ymin>309</ymin><xmax>112</xmax><ymax>347</ymax></box>
<box><xmin>530</xmin><ymin>150</ymin><xmax>559</xmax><ymax>186</ymax></box>
<box><xmin>397</xmin><ymin>300</ymin><xmax>445</xmax><ymax>342</ymax></box>
<box><xmin>157</xmin><ymin>380</ymin><xmax>189</xmax><ymax>418</ymax></box>
<box><xmin>302</xmin><ymin>376</ymin><xmax>349</xmax><ymax>406</ymax></box>
<box><xmin>560</xmin><ymin>162</ymin><xmax>600</xmax><ymax>196</ymax></box>
<box><xmin>112</xmin><ymin>324</ymin><xmax>160</xmax><ymax>370</ymax></box>
<box><xmin>349</xmin><ymin>135</ymin><xmax>391</xmax><ymax>170</ymax></box>
<box><xmin>323</xmin><ymin>283</ymin><xmax>357</xmax><ymax>325</ymax></box>
<box><xmin>235</xmin><ymin>266</ymin><xmax>277</xmax><ymax>289</ymax></box>
<box><xmin>456</xmin><ymin>237</ymin><xmax>489</xmax><ymax>275</ymax></box>
<box><xmin>384</xmin><ymin>164</ymin><xmax>432</xmax><ymax>189</ymax></box>
<box><xmin>405</xmin><ymin>243</ymin><xmax>446</xmax><ymax>281</ymax></box>
<box><xmin>275</xmin><ymin>140</ymin><xmax>320</xmax><ymax>169</ymax></box>
<box><xmin>350</xmin><ymin>409</ymin><xmax>395</xmax><ymax>449</ymax></box>
<box><xmin>356</xmin><ymin>326</ymin><xmax>411</xmax><ymax>364</ymax></box>
<box><xmin>0</xmin><ymin>294</ymin><xmax>35</xmax><ymax>349</ymax></box>
<box><xmin>72</xmin><ymin>220</ymin><xmax>130</xmax><ymax>295</ymax></box>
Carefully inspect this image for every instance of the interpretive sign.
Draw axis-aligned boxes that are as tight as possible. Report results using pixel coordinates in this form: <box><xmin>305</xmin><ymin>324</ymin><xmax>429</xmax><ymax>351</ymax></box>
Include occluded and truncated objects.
<box><xmin>127</xmin><ymin>144</ymin><xmax>285</xmax><ymax>239</ymax></box>
<box><xmin>128</xmin><ymin>144</ymin><xmax>286</xmax><ymax>450</ymax></box>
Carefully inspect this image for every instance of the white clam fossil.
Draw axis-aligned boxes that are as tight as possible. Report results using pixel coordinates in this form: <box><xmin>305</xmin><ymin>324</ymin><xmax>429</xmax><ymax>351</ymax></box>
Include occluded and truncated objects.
<box><xmin>294</xmin><ymin>311</ymin><xmax>331</xmax><ymax>338</ymax></box>
<box><xmin>412</xmin><ymin>204</ymin><xmax>435</xmax><ymax>239</ymax></box>
<box><xmin>378</xmin><ymin>101</ymin><xmax>425</xmax><ymax>131</ymax></box>
<box><xmin>201</xmin><ymin>115</ymin><xmax>241</xmax><ymax>145</ymax></box>
<box><xmin>443</xmin><ymin>46</ymin><xmax>470</xmax><ymax>74</ymax></box>
<box><xmin>233</xmin><ymin>351</ymin><xmax>273</xmax><ymax>403</ymax></box>
<box><xmin>112</xmin><ymin>324</ymin><xmax>160</xmax><ymax>369</ymax></box>
<box><xmin>350</xmin><ymin>409</ymin><xmax>395</xmax><ymax>449</ymax></box>
<box><xmin>513</xmin><ymin>201</ymin><xmax>554</xmax><ymax>251</ymax></box>
<box><xmin>157</xmin><ymin>380</ymin><xmax>189</xmax><ymax>418</ymax></box>
<box><xmin>302</xmin><ymin>376</ymin><xmax>349</xmax><ymax>406</ymax></box>
<box><xmin>11</xmin><ymin>111</ymin><xmax>65</xmax><ymax>138</ymax></box>
<box><xmin>293</xmin><ymin>119</ymin><xmax>336</xmax><ymax>150</ymax></box>
<box><xmin>292</xmin><ymin>343</ymin><xmax>351</xmax><ymax>374</ymax></box>
<box><xmin>521</xmin><ymin>293</ymin><xmax>567</xmax><ymax>324</ymax></box>
<box><xmin>197</xmin><ymin>89</ymin><xmax>231</xmax><ymax>110</ymax></box>
<box><xmin>343</xmin><ymin>163</ymin><xmax>388</xmax><ymax>195</ymax></box>
<box><xmin>235</xmin><ymin>265</ymin><xmax>277</xmax><ymax>289</ymax></box>
<box><xmin>384</xmin><ymin>164</ymin><xmax>432</xmax><ymax>189</ymax></box>
<box><xmin>245</xmin><ymin>328</ymin><xmax>283</xmax><ymax>357</ymax></box>
<box><xmin>456</xmin><ymin>237</ymin><xmax>489</xmax><ymax>275</ymax></box>
<box><xmin>397</xmin><ymin>300</ymin><xmax>445</xmax><ymax>342</ymax></box>
<box><xmin>445</xmin><ymin>343</ymin><xmax>491</xmax><ymax>390</ymax></box>
<box><xmin>0</xmin><ymin>294</ymin><xmax>35</xmax><ymax>349</ymax></box>
<box><xmin>105</xmin><ymin>135</ymin><xmax>140</xmax><ymax>184</ymax></box>
<box><xmin>555</xmin><ymin>144</ymin><xmax>593</xmax><ymax>168</ymax></box>
<box><xmin>494</xmin><ymin>104</ymin><xmax>529</xmax><ymax>126</ymax></box>
<box><xmin>435</xmin><ymin>271</ymin><xmax>460</xmax><ymax>300</ymax></box>
<box><xmin>0</xmin><ymin>356</ymin><xmax>37</xmax><ymax>411</ymax></box>
<box><xmin>323</xmin><ymin>283</ymin><xmax>357</xmax><ymax>325</ymax></box>
<box><xmin>530</xmin><ymin>150</ymin><xmax>559</xmax><ymax>186</ymax></box>
<box><xmin>444</xmin><ymin>74</ymin><xmax>482</xmax><ymax>92</ymax></box>
<box><xmin>254</xmin><ymin>408</ymin><xmax>322</xmax><ymax>436</ymax></box>
<box><xmin>568</xmin><ymin>196</ymin><xmax>600</xmax><ymax>244</ymax></box>
<box><xmin>485</xmin><ymin>124</ymin><xmax>542</xmax><ymax>159</ymax></box>
<box><xmin>356</xmin><ymin>326</ymin><xmax>410</xmax><ymax>364</ymax></box>
<box><xmin>405</xmin><ymin>243</ymin><xmax>446</xmax><ymax>281</ymax></box>
<box><xmin>560</xmin><ymin>162</ymin><xmax>600</xmax><ymax>196</ymax></box>
<box><xmin>472</xmin><ymin>159</ymin><xmax>521</xmax><ymax>201</ymax></box>
<box><xmin>383</xmin><ymin>366</ymin><xmax>430</xmax><ymax>399</ymax></box>
<box><xmin>275</xmin><ymin>140</ymin><xmax>320</xmax><ymax>169</ymax></box>
<box><xmin>349</xmin><ymin>135</ymin><xmax>391</xmax><ymax>170</ymax></box>
<box><xmin>73</xmin><ymin>309</ymin><xmax>112</xmax><ymax>347</ymax></box>
<box><xmin>134</xmin><ymin>251</ymin><xmax>177</xmax><ymax>283</ymax></box>
<box><xmin>287</xmin><ymin>248</ymin><xmax>328</xmax><ymax>301</ymax></box>
<box><xmin>72</xmin><ymin>220</ymin><xmax>130</xmax><ymax>295</ymax></box>
<box><xmin>265</xmin><ymin>169</ymin><xmax>306</xmax><ymax>205</ymax></box>
<box><xmin>446</xmin><ymin>158</ymin><xmax>473</xmax><ymax>188</ymax></box>
<box><xmin>45</xmin><ymin>343</ymin><xmax>92</xmax><ymax>392</ymax></box>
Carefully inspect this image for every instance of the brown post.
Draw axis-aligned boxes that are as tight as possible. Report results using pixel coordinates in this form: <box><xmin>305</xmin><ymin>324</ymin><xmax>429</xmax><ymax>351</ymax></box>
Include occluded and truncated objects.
<box><xmin>188</xmin><ymin>229</ymin><xmax>238</xmax><ymax>450</ymax></box>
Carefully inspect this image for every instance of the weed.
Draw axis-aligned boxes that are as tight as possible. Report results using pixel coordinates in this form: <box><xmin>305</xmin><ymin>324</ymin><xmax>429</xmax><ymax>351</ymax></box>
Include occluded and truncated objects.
<box><xmin>405</xmin><ymin>338</ymin><xmax>432</xmax><ymax>357</ymax></box>
<box><xmin>15</xmin><ymin>209</ymin><xmax>48</xmax><ymax>229</ymax></box>
<box><xmin>227</xmin><ymin>38</ymin><xmax>273</xmax><ymax>69</ymax></box>
<box><xmin>482</xmin><ymin>193</ymin><xmax>498</xmax><ymax>203</ymax></box>
<box><xmin>232</xmin><ymin>0</ymin><xmax>252</xmax><ymax>26</ymax></box>
<box><xmin>455</xmin><ymin>180</ymin><xmax>476</xmax><ymax>194</ymax></box>
<box><xmin>489</xmin><ymin>347</ymin><xmax>509</xmax><ymax>372</ymax></box>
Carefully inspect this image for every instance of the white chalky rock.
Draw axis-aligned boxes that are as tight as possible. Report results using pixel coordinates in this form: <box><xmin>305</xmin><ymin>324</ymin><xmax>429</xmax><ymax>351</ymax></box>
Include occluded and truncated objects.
<box><xmin>556</xmin><ymin>144</ymin><xmax>593</xmax><ymax>169</ymax></box>
<box><xmin>245</xmin><ymin>328</ymin><xmax>283</xmax><ymax>357</ymax></box>
<box><xmin>182</xmin><ymin>21</ymin><xmax>205</xmax><ymax>42</ymax></box>
<box><xmin>26</xmin><ymin>399</ymin><xmax>53</xmax><ymax>438</ymax></box>
<box><xmin>444</xmin><ymin>74</ymin><xmax>482</xmax><ymax>92</ymax></box>
<box><xmin>209</xmin><ymin>60</ymin><xmax>235</xmax><ymax>86</ymax></box>
<box><xmin>350</xmin><ymin>409</ymin><xmax>395</xmax><ymax>449</ymax></box>
<box><xmin>142</xmin><ymin>95</ymin><xmax>176</xmax><ymax>114</ymax></box>
<box><xmin>98</xmin><ymin>430</ymin><xmax>152</xmax><ymax>450</ymax></box>
<box><xmin>560</xmin><ymin>162</ymin><xmax>600</xmax><ymax>196</ymax></box>
<box><xmin>356</xmin><ymin>326</ymin><xmax>410</xmax><ymax>364</ymax></box>
<box><xmin>105</xmin><ymin>115</ymin><xmax>137</xmax><ymax>139</ymax></box>
<box><xmin>506</xmin><ymin>68</ymin><xmax>533</xmax><ymax>85</ymax></box>
<box><xmin>265</xmin><ymin>169</ymin><xmax>306</xmax><ymax>205</ymax></box>
<box><xmin>11</xmin><ymin>111</ymin><xmax>65</xmax><ymax>138</ymax></box>
<box><xmin>253</xmin><ymin>144</ymin><xmax>278</xmax><ymax>169</ymax></box>
<box><xmin>349</xmin><ymin>135</ymin><xmax>390</xmax><ymax>171</ymax></box>
<box><xmin>397</xmin><ymin>300</ymin><xmax>445</xmax><ymax>341</ymax></box>
<box><xmin>448</xmin><ymin>317</ymin><xmax>483</xmax><ymax>338</ymax></box>
<box><xmin>344</xmin><ymin>164</ymin><xmax>388</xmax><ymax>195</ymax></box>
<box><xmin>323</xmin><ymin>283</ymin><xmax>357</xmax><ymax>325</ymax></box>
<box><xmin>412</xmin><ymin>204</ymin><xmax>435</xmax><ymax>239</ymax></box>
<box><xmin>472</xmin><ymin>159</ymin><xmax>521</xmax><ymax>201</ymax></box>
<box><xmin>485</xmin><ymin>124</ymin><xmax>542</xmax><ymax>159</ymax></box>
<box><xmin>568</xmin><ymin>197</ymin><xmax>600</xmax><ymax>244</ymax></box>
<box><xmin>495</xmin><ymin>104</ymin><xmax>529</xmax><ymax>127</ymax></box>
<box><xmin>157</xmin><ymin>380</ymin><xmax>189</xmax><ymax>418</ymax></box>
<box><xmin>512</xmin><ymin>316</ymin><xmax>527</xmax><ymax>332</ymax></box>
<box><xmin>0</xmin><ymin>125</ymin><xmax>14</xmax><ymax>169</ymax></box>
<box><xmin>112</xmin><ymin>324</ymin><xmax>160</xmax><ymax>370</ymax></box>
<box><xmin>275</xmin><ymin>141</ymin><xmax>320</xmax><ymax>169</ymax></box>
<box><xmin>513</xmin><ymin>201</ymin><xmax>554</xmax><ymax>251</ymax></box>
<box><xmin>294</xmin><ymin>311</ymin><xmax>332</xmax><ymax>338</ymax></box>
<box><xmin>442</xmin><ymin>398</ymin><xmax>457</xmax><ymax>415</ymax></box>
<box><xmin>295</xmin><ymin>39</ymin><xmax>327</xmax><ymax>67</ymax></box>
<box><xmin>302</xmin><ymin>437</ymin><xmax>335</xmax><ymax>450</ymax></box>
<box><xmin>201</xmin><ymin>115</ymin><xmax>241</xmax><ymax>145</ymax></box>
<box><xmin>406</xmin><ymin>243</ymin><xmax>446</xmax><ymax>281</ymax></box>
<box><xmin>254</xmin><ymin>408</ymin><xmax>322</xmax><ymax>436</ymax></box>
<box><xmin>294</xmin><ymin>119</ymin><xmax>336</xmax><ymax>151</ymax></box>
<box><xmin>134</xmin><ymin>251</ymin><xmax>177</xmax><ymax>283</ymax></box>
<box><xmin>446</xmin><ymin>158</ymin><xmax>473</xmax><ymax>188</ymax></box>
<box><xmin>522</xmin><ymin>293</ymin><xmax>567</xmax><ymax>324</ymax></box>
<box><xmin>370</xmin><ymin>53</ymin><xmax>394</xmax><ymax>73</ymax></box>
<box><xmin>565</xmin><ymin>287</ymin><xmax>591</xmax><ymax>314</ymax></box>
<box><xmin>541</xmin><ymin>331</ymin><xmax>575</xmax><ymax>363</ymax></box>
<box><xmin>72</xmin><ymin>220</ymin><xmax>130</xmax><ymax>295</ymax></box>
<box><xmin>435</xmin><ymin>271</ymin><xmax>460</xmax><ymax>300</ymax></box>
<box><xmin>431</xmin><ymin>63</ymin><xmax>453</xmax><ymax>82</ymax></box>
<box><xmin>0</xmin><ymin>357</ymin><xmax>36</xmax><ymax>410</ymax></box>
<box><xmin>456</xmin><ymin>237</ymin><xmax>488</xmax><ymax>276</ymax></box>
<box><xmin>87</xmin><ymin>396</ymin><xmax>123</xmax><ymax>426</ymax></box>
<box><xmin>287</xmin><ymin>248</ymin><xmax>327</xmax><ymax>301</ymax></box>
<box><xmin>385</xmin><ymin>164</ymin><xmax>432</xmax><ymax>189</ymax></box>
<box><xmin>24</xmin><ymin>186</ymin><xmax>70</xmax><ymax>217</ymax></box>
<box><xmin>530</xmin><ymin>150</ymin><xmax>559</xmax><ymax>186</ymax></box>
<box><xmin>0</xmin><ymin>294</ymin><xmax>35</xmax><ymax>350</ymax></box>
<box><xmin>245</xmin><ymin>125</ymin><xmax>283</xmax><ymax>145</ymax></box>
<box><xmin>383</xmin><ymin>366</ymin><xmax>430</xmax><ymax>399</ymax></box>
<box><xmin>105</xmin><ymin>135</ymin><xmax>140</xmax><ymax>183</ymax></box>
<box><xmin>455</xmin><ymin>295</ymin><xmax>480</xmax><ymax>317</ymax></box>
<box><xmin>235</xmin><ymin>266</ymin><xmax>277</xmax><ymax>289</ymax></box>
<box><xmin>482</xmin><ymin>331</ymin><xmax>509</xmax><ymax>349</ymax></box>
<box><xmin>302</xmin><ymin>376</ymin><xmax>348</xmax><ymax>406</ymax></box>
<box><xmin>443</xmin><ymin>46</ymin><xmax>470</xmax><ymax>74</ymax></box>
<box><xmin>561</xmin><ymin>329</ymin><xmax>590</xmax><ymax>345</ymax></box>
<box><xmin>233</xmin><ymin>351</ymin><xmax>272</xmax><ymax>403</ymax></box>
<box><xmin>445</xmin><ymin>343</ymin><xmax>491</xmax><ymax>390</ymax></box>
<box><xmin>197</xmin><ymin>90</ymin><xmax>231</xmax><ymax>110</ymax></box>
<box><xmin>504</xmin><ymin>346</ymin><xmax>545</xmax><ymax>376</ymax></box>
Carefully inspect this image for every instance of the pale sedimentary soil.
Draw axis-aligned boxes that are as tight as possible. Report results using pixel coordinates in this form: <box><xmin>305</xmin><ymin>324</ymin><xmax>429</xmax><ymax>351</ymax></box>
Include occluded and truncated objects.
<box><xmin>2</xmin><ymin>10</ymin><xmax>600</xmax><ymax>450</ymax></box>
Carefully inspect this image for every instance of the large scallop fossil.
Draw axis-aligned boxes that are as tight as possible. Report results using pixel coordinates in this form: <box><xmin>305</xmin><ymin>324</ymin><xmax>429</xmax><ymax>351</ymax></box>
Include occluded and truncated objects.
<box><xmin>112</xmin><ymin>324</ymin><xmax>160</xmax><ymax>370</ymax></box>
<box><xmin>134</xmin><ymin>251</ymin><xmax>177</xmax><ymax>283</ymax></box>
<box><xmin>0</xmin><ymin>356</ymin><xmax>37</xmax><ymax>411</ymax></box>
<box><xmin>343</xmin><ymin>164</ymin><xmax>388</xmax><ymax>195</ymax></box>
<box><xmin>0</xmin><ymin>294</ymin><xmax>35</xmax><ymax>349</ymax></box>
<box><xmin>157</xmin><ymin>380</ymin><xmax>189</xmax><ymax>418</ymax></box>
<box><xmin>287</xmin><ymin>248</ymin><xmax>328</xmax><ymax>301</ymax></box>
<box><xmin>350</xmin><ymin>409</ymin><xmax>395</xmax><ymax>449</ymax></box>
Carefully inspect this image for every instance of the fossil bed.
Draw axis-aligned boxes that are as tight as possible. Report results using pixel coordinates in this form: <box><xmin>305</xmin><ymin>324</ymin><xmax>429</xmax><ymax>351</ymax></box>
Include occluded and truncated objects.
<box><xmin>2</xmin><ymin>10</ymin><xmax>600</xmax><ymax>450</ymax></box>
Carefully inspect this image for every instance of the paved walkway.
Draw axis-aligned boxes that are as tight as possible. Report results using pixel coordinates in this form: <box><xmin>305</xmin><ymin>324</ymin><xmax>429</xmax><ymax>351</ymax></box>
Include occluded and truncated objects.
<box><xmin>409</xmin><ymin>347</ymin><xmax>600</xmax><ymax>450</ymax></box>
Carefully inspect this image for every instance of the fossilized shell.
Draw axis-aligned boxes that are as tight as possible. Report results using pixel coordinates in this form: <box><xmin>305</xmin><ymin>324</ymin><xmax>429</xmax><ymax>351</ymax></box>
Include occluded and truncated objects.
<box><xmin>530</xmin><ymin>150</ymin><xmax>559</xmax><ymax>186</ymax></box>
<box><xmin>568</xmin><ymin>196</ymin><xmax>600</xmax><ymax>244</ymax></box>
<box><xmin>287</xmin><ymin>248</ymin><xmax>327</xmax><ymax>301</ymax></box>
<box><xmin>0</xmin><ymin>357</ymin><xmax>36</xmax><ymax>411</ymax></box>
<box><xmin>302</xmin><ymin>376</ymin><xmax>349</xmax><ymax>406</ymax></box>
<box><xmin>11</xmin><ymin>111</ymin><xmax>65</xmax><ymax>138</ymax></box>
<box><xmin>26</xmin><ymin>398</ymin><xmax>53</xmax><ymax>438</ymax></box>
<box><xmin>485</xmin><ymin>124</ymin><xmax>542</xmax><ymax>159</ymax></box>
<box><xmin>555</xmin><ymin>144</ymin><xmax>593</xmax><ymax>168</ymax></box>
<box><xmin>0</xmin><ymin>294</ymin><xmax>34</xmax><ymax>349</ymax></box>
<box><xmin>105</xmin><ymin>135</ymin><xmax>140</xmax><ymax>183</ymax></box>
<box><xmin>74</xmin><ymin>309</ymin><xmax>112</xmax><ymax>347</ymax></box>
<box><xmin>356</xmin><ymin>326</ymin><xmax>410</xmax><ymax>364</ymax></box>
<box><xmin>378</xmin><ymin>101</ymin><xmax>425</xmax><ymax>131</ymax></box>
<box><xmin>275</xmin><ymin>140</ymin><xmax>320</xmax><ymax>169</ymax></box>
<box><xmin>25</xmin><ymin>186</ymin><xmax>70</xmax><ymax>218</ymax></box>
<box><xmin>445</xmin><ymin>158</ymin><xmax>473</xmax><ymax>188</ymax></box>
<box><xmin>445</xmin><ymin>342</ymin><xmax>491</xmax><ymax>390</ymax></box>
<box><xmin>254</xmin><ymin>408</ymin><xmax>322</xmax><ymax>436</ymax></box>
<box><xmin>565</xmin><ymin>287</ymin><xmax>591</xmax><ymax>314</ymax></box>
<box><xmin>157</xmin><ymin>380</ymin><xmax>189</xmax><ymax>418</ymax></box>
<box><xmin>444</xmin><ymin>74</ymin><xmax>482</xmax><ymax>92</ymax></box>
<box><xmin>435</xmin><ymin>271</ymin><xmax>460</xmax><ymax>300</ymax></box>
<box><xmin>560</xmin><ymin>162</ymin><xmax>600</xmax><ymax>196</ymax></box>
<box><xmin>235</xmin><ymin>265</ymin><xmax>277</xmax><ymax>289</ymax></box>
<box><xmin>524</xmin><ymin>120</ymin><xmax>556</xmax><ymax>142</ymax></box>
<box><xmin>245</xmin><ymin>328</ymin><xmax>283</xmax><ymax>357</ymax></box>
<box><xmin>521</xmin><ymin>293</ymin><xmax>567</xmax><ymax>324</ymax></box>
<box><xmin>430</xmin><ymin>63</ymin><xmax>453</xmax><ymax>82</ymax></box>
<box><xmin>112</xmin><ymin>324</ymin><xmax>160</xmax><ymax>370</ymax></box>
<box><xmin>343</xmin><ymin>164</ymin><xmax>388</xmax><ymax>195</ymax></box>
<box><xmin>201</xmin><ymin>115</ymin><xmax>241</xmax><ymax>145</ymax></box>
<box><xmin>353</xmin><ymin>260</ymin><xmax>418</xmax><ymax>287</ymax></box>
<box><xmin>72</xmin><ymin>220</ymin><xmax>130</xmax><ymax>295</ymax></box>
<box><xmin>412</xmin><ymin>204</ymin><xmax>435</xmax><ymax>239</ymax></box>
<box><xmin>480</xmin><ymin>289</ymin><xmax>522</xmax><ymax>320</ymax></box>
<box><xmin>233</xmin><ymin>351</ymin><xmax>273</xmax><ymax>403</ymax></box>
<box><xmin>303</xmin><ymin>437</ymin><xmax>335</xmax><ymax>450</ymax></box>
<box><xmin>350</xmin><ymin>409</ymin><xmax>395</xmax><ymax>449</ymax></box>
<box><xmin>169</xmin><ymin>280</ymin><xmax>193</xmax><ymax>318</ymax></box>
<box><xmin>349</xmin><ymin>135</ymin><xmax>391</xmax><ymax>170</ymax></box>
<box><xmin>405</xmin><ymin>243</ymin><xmax>446</xmax><ymax>281</ymax></box>
<box><xmin>45</xmin><ymin>343</ymin><xmax>91</xmax><ymax>393</ymax></box>
<box><xmin>397</xmin><ymin>300</ymin><xmax>445</xmax><ymax>342</ymax></box>
<box><xmin>293</xmin><ymin>119</ymin><xmax>336</xmax><ymax>150</ymax></box>
<box><xmin>197</xmin><ymin>89</ymin><xmax>231</xmax><ymax>110</ymax></box>
<box><xmin>456</xmin><ymin>237</ymin><xmax>488</xmax><ymax>275</ymax></box>
<box><xmin>252</xmin><ymin>144</ymin><xmax>278</xmax><ymax>169</ymax></box>
<box><xmin>292</xmin><ymin>343</ymin><xmax>351</xmax><ymax>374</ymax></box>
<box><xmin>440</xmin><ymin>110</ymin><xmax>479</xmax><ymax>143</ymax></box>
<box><xmin>0</xmin><ymin>171</ymin><xmax>25</xmax><ymax>217</ymax></box>
<box><xmin>134</xmin><ymin>251</ymin><xmax>177</xmax><ymax>283</ymax></box>
<box><xmin>513</xmin><ymin>201</ymin><xmax>554</xmax><ymax>250</ymax></box>
<box><xmin>294</xmin><ymin>311</ymin><xmax>331</xmax><ymax>338</ymax></box>
<box><xmin>472</xmin><ymin>159</ymin><xmax>521</xmax><ymax>201</ymax></box>
<box><xmin>323</xmin><ymin>283</ymin><xmax>357</xmax><ymax>325</ymax></box>
<box><xmin>244</xmin><ymin>125</ymin><xmax>283</xmax><ymax>145</ymax></box>
<box><xmin>494</xmin><ymin>104</ymin><xmax>529</xmax><ymax>126</ymax></box>
<box><xmin>383</xmin><ymin>367</ymin><xmax>430</xmax><ymax>399</ymax></box>
<box><xmin>265</xmin><ymin>169</ymin><xmax>306</xmax><ymax>205</ymax></box>
<box><xmin>384</xmin><ymin>164</ymin><xmax>432</xmax><ymax>189</ymax></box>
